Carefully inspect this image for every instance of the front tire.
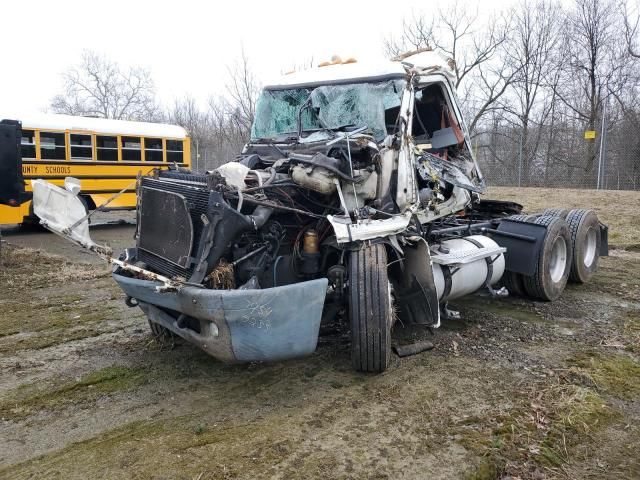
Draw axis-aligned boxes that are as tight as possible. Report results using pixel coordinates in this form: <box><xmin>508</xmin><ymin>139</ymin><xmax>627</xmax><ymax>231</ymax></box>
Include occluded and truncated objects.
<box><xmin>349</xmin><ymin>243</ymin><xmax>392</xmax><ymax>373</ymax></box>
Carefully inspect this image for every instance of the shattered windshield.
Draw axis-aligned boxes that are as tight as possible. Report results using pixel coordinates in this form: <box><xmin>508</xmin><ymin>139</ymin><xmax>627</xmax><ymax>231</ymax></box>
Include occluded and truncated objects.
<box><xmin>250</xmin><ymin>79</ymin><xmax>406</xmax><ymax>142</ymax></box>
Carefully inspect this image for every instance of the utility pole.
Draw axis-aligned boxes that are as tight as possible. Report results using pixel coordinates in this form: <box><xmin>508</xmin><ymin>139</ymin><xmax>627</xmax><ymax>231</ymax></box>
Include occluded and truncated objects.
<box><xmin>518</xmin><ymin>129</ymin><xmax>523</xmax><ymax>187</ymax></box>
<box><xmin>597</xmin><ymin>101</ymin><xmax>607</xmax><ymax>190</ymax></box>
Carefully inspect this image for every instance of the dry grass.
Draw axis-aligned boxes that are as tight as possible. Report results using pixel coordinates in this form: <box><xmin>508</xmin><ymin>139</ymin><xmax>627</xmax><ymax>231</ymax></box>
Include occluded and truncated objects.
<box><xmin>0</xmin><ymin>365</ymin><xmax>147</xmax><ymax>420</ymax></box>
<box><xmin>206</xmin><ymin>260</ymin><xmax>235</xmax><ymax>289</ymax></box>
<box><xmin>0</xmin><ymin>246</ymin><xmax>109</xmax><ymax>289</ymax></box>
<box><xmin>486</xmin><ymin>187</ymin><xmax>640</xmax><ymax>248</ymax></box>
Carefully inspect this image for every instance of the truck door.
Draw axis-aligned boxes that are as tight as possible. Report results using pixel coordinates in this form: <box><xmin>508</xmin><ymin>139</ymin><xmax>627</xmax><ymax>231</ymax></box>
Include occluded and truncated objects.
<box><xmin>0</xmin><ymin>119</ymin><xmax>26</xmax><ymax>206</ymax></box>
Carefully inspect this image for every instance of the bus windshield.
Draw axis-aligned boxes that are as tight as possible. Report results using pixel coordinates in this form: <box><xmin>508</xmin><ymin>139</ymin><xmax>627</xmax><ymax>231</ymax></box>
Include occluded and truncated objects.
<box><xmin>250</xmin><ymin>79</ymin><xmax>406</xmax><ymax>142</ymax></box>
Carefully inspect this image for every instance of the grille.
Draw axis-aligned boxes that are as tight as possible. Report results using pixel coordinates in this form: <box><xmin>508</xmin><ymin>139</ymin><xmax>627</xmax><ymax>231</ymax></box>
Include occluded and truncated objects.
<box><xmin>137</xmin><ymin>177</ymin><xmax>210</xmax><ymax>280</ymax></box>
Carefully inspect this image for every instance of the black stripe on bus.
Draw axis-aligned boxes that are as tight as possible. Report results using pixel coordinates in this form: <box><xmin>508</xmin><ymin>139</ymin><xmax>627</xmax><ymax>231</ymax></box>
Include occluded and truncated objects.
<box><xmin>22</xmin><ymin>160</ymin><xmax>188</xmax><ymax>167</ymax></box>
<box><xmin>81</xmin><ymin>189</ymin><xmax>137</xmax><ymax>194</ymax></box>
<box><xmin>23</xmin><ymin>175</ymin><xmax>143</xmax><ymax>180</ymax></box>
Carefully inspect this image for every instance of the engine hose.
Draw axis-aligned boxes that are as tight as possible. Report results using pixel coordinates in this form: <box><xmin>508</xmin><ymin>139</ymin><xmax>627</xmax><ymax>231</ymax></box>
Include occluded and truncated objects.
<box><xmin>249</xmin><ymin>205</ymin><xmax>273</xmax><ymax>229</ymax></box>
<box><xmin>273</xmin><ymin>255</ymin><xmax>283</xmax><ymax>287</ymax></box>
<box><xmin>264</xmin><ymin>167</ymin><xmax>276</xmax><ymax>186</ymax></box>
<box><xmin>236</xmin><ymin>189</ymin><xmax>244</xmax><ymax>212</ymax></box>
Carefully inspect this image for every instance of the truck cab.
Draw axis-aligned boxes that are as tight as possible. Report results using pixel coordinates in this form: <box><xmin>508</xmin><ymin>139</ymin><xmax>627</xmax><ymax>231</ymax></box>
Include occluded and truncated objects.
<box><xmin>31</xmin><ymin>50</ymin><xmax>607</xmax><ymax>373</ymax></box>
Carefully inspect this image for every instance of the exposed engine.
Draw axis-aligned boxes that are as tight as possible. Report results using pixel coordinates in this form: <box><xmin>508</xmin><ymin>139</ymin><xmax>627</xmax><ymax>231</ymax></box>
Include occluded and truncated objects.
<box><xmin>27</xmin><ymin>50</ymin><xmax>608</xmax><ymax>373</ymax></box>
<box><xmin>130</xmin><ymin>119</ymin><xmax>494</xmax><ymax>331</ymax></box>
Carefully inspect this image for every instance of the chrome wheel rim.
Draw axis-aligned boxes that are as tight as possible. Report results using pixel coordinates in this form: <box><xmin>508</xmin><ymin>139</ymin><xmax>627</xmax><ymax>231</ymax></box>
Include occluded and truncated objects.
<box><xmin>549</xmin><ymin>236</ymin><xmax>568</xmax><ymax>283</ymax></box>
<box><xmin>583</xmin><ymin>227</ymin><xmax>597</xmax><ymax>268</ymax></box>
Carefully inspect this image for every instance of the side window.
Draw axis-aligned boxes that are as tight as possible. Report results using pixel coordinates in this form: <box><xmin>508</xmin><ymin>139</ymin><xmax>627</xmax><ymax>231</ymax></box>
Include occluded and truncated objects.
<box><xmin>166</xmin><ymin>139</ymin><xmax>183</xmax><ymax>163</ymax></box>
<box><xmin>40</xmin><ymin>132</ymin><xmax>66</xmax><ymax>160</ymax></box>
<box><xmin>121</xmin><ymin>136</ymin><xmax>141</xmax><ymax>161</ymax></box>
<box><xmin>21</xmin><ymin>129</ymin><xmax>36</xmax><ymax>158</ymax></box>
<box><xmin>96</xmin><ymin>136</ymin><xmax>118</xmax><ymax>161</ymax></box>
<box><xmin>144</xmin><ymin>137</ymin><xmax>163</xmax><ymax>162</ymax></box>
<box><xmin>70</xmin><ymin>134</ymin><xmax>93</xmax><ymax>160</ymax></box>
<box><xmin>413</xmin><ymin>85</ymin><xmax>445</xmax><ymax>140</ymax></box>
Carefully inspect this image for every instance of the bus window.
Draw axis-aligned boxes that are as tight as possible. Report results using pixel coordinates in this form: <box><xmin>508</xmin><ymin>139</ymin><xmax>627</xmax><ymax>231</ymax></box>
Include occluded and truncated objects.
<box><xmin>122</xmin><ymin>136</ymin><xmax>141</xmax><ymax>161</ymax></box>
<box><xmin>21</xmin><ymin>129</ymin><xmax>36</xmax><ymax>158</ymax></box>
<box><xmin>166</xmin><ymin>139</ymin><xmax>183</xmax><ymax>163</ymax></box>
<box><xmin>96</xmin><ymin>135</ymin><xmax>118</xmax><ymax>161</ymax></box>
<box><xmin>144</xmin><ymin>137</ymin><xmax>163</xmax><ymax>162</ymax></box>
<box><xmin>70</xmin><ymin>134</ymin><xmax>93</xmax><ymax>160</ymax></box>
<box><xmin>40</xmin><ymin>132</ymin><xmax>66</xmax><ymax>160</ymax></box>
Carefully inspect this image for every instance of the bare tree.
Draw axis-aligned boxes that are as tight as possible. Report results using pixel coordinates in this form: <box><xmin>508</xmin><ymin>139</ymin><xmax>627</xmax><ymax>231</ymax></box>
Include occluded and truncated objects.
<box><xmin>383</xmin><ymin>15</ymin><xmax>434</xmax><ymax>58</ymax></box>
<box><xmin>225</xmin><ymin>48</ymin><xmax>260</xmax><ymax>141</ymax></box>
<box><xmin>51</xmin><ymin>50</ymin><xmax>161</xmax><ymax>121</ymax></box>
<box><xmin>624</xmin><ymin>0</ymin><xmax>640</xmax><ymax>58</ymax></box>
<box><xmin>166</xmin><ymin>51</ymin><xmax>262</xmax><ymax>171</ymax></box>
<box><xmin>553</xmin><ymin>0</ymin><xmax>629</xmax><ymax>182</ymax></box>
<box><xmin>169</xmin><ymin>95</ymin><xmax>212</xmax><ymax>169</ymax></box>
<box><xmin>503</xmin><ymin>0</ymin><xmax>562</xmax><ymax>183</ymax></box>
<box><xmin>384</xmin><ymin>1</ymin><xmax>516</xmax><ymax>135</ymax></box>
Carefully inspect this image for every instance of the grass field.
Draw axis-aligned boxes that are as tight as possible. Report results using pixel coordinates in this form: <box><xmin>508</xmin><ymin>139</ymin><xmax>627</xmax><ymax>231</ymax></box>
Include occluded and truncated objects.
<box><xmin>0</xmin><ymin>188</ymin><xmax>639</xmax><ymax>479</ymax></box>
<box><xmin>487</xmin><ymin>187</ymin><xmax>640</xmax><ymax>248</ymax></box>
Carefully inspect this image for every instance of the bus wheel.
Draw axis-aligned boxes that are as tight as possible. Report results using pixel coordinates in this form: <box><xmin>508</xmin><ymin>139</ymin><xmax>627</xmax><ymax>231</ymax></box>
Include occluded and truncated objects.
<box><xmin>78</xmin><ymin>195</ymin><xmax>92</xmax><ymax>224</ymax></box>
<box><xmin>349</xmin><ymin>243</ymin><xmax>392</xmax><ymax>373</ymax></box>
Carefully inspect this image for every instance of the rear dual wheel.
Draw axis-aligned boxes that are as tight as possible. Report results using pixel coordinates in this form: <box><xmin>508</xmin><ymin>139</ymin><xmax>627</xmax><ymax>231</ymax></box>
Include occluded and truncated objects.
<box><xmin>502</xmin><ymin>215</ymin><xmax>573</xmax><ymax>301</ymax></box>
<box><xmin>522</xmin><ymin>216</ymin><xmax>572</xmax><ymax>301</ymax></box>
<box><xmin>541</xmin><ymin>208</ymin><xmax>569</xmax><ymax>220</ymax></box>
<box><xmin>349</xmin><ymin>243</ymin><xmax>392</xmax><ymax>373</ymax></box>
<box><xmin>566</xmin><ymin>209</ymin><xmax>601</xmax><ymax>283</ymax></box>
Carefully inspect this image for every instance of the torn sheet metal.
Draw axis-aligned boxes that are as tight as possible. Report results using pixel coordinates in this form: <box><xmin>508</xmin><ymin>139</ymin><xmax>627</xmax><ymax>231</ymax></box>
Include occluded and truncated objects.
<box><xmin>31</xmin><ymin>179</ymin><xmax>110</xmax><ymax>255</ymax></box>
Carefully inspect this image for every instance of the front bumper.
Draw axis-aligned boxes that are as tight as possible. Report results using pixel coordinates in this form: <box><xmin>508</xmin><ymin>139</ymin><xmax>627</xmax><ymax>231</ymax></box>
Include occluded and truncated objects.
<box><xmin>113</xmin><ymin>273</ymin><xmax>328</xmax><ymax>363</ymax></box>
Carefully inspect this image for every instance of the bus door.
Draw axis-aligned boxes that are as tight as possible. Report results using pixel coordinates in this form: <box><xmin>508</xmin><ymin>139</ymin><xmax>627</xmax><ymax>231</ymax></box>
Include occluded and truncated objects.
<box><xmin>0</xmin><ymin>119</ymin><xmax>29</xmax><ymax>208</ymax></box>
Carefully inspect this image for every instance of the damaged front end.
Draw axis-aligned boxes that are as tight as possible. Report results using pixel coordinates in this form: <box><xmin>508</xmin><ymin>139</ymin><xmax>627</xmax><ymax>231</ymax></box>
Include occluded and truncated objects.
<box><xmin>34</xmin><ymin>51</ymin><xmax>530</xmax><ymax>372</ymax></box>
<box><xmin>114</xmin><ymin>172</ymin><xmax>332</xmax><ymax>362</ymax></box>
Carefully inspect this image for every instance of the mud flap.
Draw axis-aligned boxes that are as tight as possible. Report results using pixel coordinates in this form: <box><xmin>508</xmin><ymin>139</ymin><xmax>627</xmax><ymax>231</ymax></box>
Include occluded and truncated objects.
<box><xmin>393</xmin><ymin>239</ymin><xmax>441</xmax><ymax>327</ymax></box>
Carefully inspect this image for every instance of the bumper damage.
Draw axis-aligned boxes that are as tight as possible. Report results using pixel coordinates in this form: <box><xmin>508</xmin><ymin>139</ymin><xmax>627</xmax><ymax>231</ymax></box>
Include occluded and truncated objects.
<box><xmin>113</xmin><ymin>272</ymin><xmax>328</xmax><ymax>363</ymax></box>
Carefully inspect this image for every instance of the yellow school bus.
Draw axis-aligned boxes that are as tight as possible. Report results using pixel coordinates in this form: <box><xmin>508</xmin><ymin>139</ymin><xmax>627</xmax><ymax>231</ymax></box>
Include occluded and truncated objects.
<box><xmin>0</xmin><ymin>114</ymin><xmax>191</xmax><ymax>226</ymax></box>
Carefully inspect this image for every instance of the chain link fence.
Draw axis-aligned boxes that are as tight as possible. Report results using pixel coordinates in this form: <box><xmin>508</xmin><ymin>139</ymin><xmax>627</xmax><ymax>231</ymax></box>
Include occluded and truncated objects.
<box><xmin>189</xmin><ymin>118</ymin><xmax>640</xmax><ymax>191</ymax></box>
<box><xmin>474</xmin><ymin>115</ymin><xmax>640</xmax><ymax>190</ymax></box>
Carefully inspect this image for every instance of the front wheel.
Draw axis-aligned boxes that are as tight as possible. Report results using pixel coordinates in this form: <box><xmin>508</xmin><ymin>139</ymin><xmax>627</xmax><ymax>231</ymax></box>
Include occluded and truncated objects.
<box><xmin>349</xmin><ymin>243</ymin><xmax>392</xmax><ymax>373</ymax></box>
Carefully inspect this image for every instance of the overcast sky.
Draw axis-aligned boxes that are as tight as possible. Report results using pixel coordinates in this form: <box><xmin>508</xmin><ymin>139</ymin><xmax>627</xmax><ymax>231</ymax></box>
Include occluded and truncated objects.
<box><xmin>1</xmin><ymin>0</ymin><xmax>515</xmax><ymax>116</ymax></box>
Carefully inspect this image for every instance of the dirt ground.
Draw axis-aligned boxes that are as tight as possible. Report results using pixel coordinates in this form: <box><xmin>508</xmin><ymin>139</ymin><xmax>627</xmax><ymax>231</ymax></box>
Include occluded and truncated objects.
<box><xmin>0</xmin><ymin>187</ymin><xmax>639</xmax><ymax>480</ymax></box>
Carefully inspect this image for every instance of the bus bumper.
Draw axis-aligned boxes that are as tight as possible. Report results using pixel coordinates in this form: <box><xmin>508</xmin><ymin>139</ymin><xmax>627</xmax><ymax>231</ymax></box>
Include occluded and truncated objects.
<box><xmin>0</xmin><ymin>201</ymin><xmax>31</xmax><ymax>226</ymax></box>
<box><xmin>112</xmin><ymin>272</ymin><xmax>328</xmax><ymax>363</ymax></box>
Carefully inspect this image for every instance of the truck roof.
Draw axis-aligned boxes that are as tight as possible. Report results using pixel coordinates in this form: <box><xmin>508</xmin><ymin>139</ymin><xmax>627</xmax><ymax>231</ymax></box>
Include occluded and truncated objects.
<box><xmin>265</xmin><ymin>50</ymin><xmax>455</xmax><ymax>90</ymax></box>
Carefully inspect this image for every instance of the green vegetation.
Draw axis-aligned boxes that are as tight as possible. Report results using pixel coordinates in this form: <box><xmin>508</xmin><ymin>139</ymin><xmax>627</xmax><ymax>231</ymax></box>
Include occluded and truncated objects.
<box><xmin>569</xmin><ymin>350</ymin><xmax>640</xmax><ymax>399</ymax></box>
<box><xmin>0</xmin><ymin>365</ymin><xmax>146</xmax><ymax>420</ymax></box>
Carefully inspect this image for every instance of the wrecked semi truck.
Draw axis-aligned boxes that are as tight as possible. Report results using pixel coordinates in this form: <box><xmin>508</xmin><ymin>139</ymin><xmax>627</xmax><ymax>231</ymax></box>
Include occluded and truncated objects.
<box><xmin>32</xmin><ymin>51</ymin><xmax>608</xmax><ymax>373</ymax></box>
